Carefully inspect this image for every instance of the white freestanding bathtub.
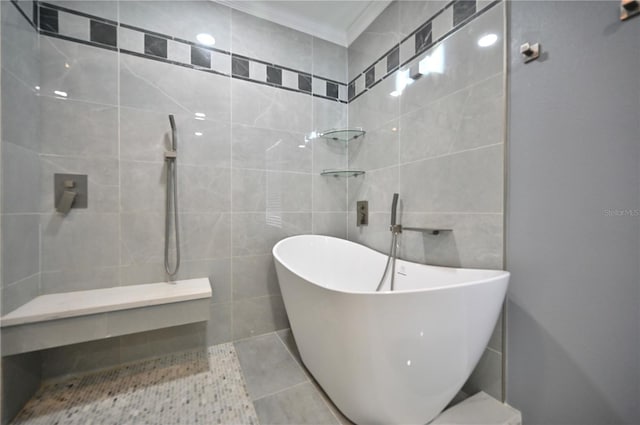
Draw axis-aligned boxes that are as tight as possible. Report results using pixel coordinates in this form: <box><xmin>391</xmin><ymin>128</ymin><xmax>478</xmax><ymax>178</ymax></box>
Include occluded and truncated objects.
<box><xmin>273</xmin><ymin>235</ymin><xmax>509</xmax><ymax>425</ymax></box>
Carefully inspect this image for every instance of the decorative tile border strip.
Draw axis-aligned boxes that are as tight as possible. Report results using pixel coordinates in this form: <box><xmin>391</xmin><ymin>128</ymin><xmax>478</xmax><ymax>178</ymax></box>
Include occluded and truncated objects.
<box><xmin>348</xmin><ymin>0</ymin><xmax>501</xmax><ymax>102</ymax></box>
<box><xmin>10</xmin><ymin>0</ymin><xmax>348</xmax><ymax>104</ymax></box>
<box><xmin>11</xmin><ymin>0</ymin><xmax>498</xmax><ymax>105</ymax></box>
<box><xmin>9</xmin><ymin>0</ymin><xmax>37</xmax><ymax>30</ymax></box>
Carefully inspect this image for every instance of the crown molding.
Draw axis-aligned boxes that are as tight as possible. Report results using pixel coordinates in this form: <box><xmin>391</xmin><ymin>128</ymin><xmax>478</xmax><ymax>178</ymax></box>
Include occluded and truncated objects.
<box><xmin>346</xmin><ymin>1</ymin><xmax>392</xmax><ymax>46</ymax></box>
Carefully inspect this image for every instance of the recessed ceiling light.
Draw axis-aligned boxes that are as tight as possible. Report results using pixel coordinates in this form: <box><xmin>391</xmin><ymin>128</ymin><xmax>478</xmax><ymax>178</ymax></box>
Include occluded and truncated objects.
<box><xmin>194</xmin><ymin>132</ymin><xmax>203</xmax><ymax>136</ymax></box>
<box><xmin>196</xmin><ymin>33</ymin><xmax>216</xmax><ymax>46</ymax></box>
<box><xmin>478</xmin><ymin>33</ymin><xmax>498</xmax><ymax>47</ymax></box>
<box><xmin>54</xmin><ymin>90</ymin><xmax>67</xmax><ymax>97</ymax></box>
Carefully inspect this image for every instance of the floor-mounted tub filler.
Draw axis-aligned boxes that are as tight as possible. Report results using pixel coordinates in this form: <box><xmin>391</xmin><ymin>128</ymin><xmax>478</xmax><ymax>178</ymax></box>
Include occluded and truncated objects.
<box><xmin>273</xmin><ymin>235</ymin><xmax>509</xmax><ymax>425</ymax></box>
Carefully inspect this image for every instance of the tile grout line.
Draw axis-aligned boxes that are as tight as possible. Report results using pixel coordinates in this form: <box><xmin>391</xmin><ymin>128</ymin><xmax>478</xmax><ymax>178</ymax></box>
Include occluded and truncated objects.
<box><xmin>273</xmin><ymin>331</ymin><xmax>343</xmax><ymax>425</ymax></box>
<box><xmin>116</xmin><ymin>0</ymin><xmax>122</xmax><ymax>294</ymax></box>
<box><xmin>251</xmin><ymin>380</ymin><xmax>310</xmax><ymax>404</ymax></box>
<box><xmin>353</xmin><ymin>141</ymin><xmax>505</xmax><ymax>176</ymax></box>
<box><xmin>229</xmin><ymin>10</ymin><xmax>235</xmax><ymax>344</ymax></box>
<box><xmin>311</xmin><ymin>36</ymin><xmax>315</xmax><ymax>235</ymax></box>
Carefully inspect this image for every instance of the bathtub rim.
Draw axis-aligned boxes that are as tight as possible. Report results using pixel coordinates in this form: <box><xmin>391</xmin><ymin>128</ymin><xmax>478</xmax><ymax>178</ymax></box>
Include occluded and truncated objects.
<box><xmin>273</xmin><ymin>234</ymin><xmax>509</xmax><ymax>296</ymax></box>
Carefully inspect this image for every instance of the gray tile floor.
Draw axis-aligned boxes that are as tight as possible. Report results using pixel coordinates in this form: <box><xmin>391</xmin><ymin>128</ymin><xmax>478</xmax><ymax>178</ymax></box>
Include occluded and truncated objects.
<box><xmin>236</xmin><ymin>330</ymin><xmax>352</xmax><ymax>425</ymax></box>
<box><xmin>10</xmin><ymin>330</ymin><xmax>352</xmax><ymax>425</ymax></box>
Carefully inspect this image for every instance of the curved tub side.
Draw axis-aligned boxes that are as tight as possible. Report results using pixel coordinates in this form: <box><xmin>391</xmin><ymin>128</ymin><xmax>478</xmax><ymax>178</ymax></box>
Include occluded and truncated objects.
<box><xmin>274</xmin><ymin>252</ymin><xmax>507</xmax><ymax>425</ymax></box>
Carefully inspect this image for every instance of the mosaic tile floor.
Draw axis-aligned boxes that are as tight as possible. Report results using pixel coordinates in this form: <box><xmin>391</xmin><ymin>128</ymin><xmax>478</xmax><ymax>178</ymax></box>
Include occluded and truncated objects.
<box><xmin>11</xmin><ymin>343</ymin><xmax>259</xmax><ymax>425</ymax></box>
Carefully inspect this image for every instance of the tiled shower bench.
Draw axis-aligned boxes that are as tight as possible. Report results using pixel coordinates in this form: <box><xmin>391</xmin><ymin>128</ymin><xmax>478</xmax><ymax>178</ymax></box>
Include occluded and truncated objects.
<box><xmin>0</xmin><ymin>278</ymin><xmax>212</xmax><ymax>356</ymax></box>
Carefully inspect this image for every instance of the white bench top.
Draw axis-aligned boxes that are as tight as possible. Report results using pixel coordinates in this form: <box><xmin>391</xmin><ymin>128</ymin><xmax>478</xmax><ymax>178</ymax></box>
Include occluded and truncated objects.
<box><xmin>1</xmin><ymin>278</ymin><xmax>212</xmax><ymax>328</ymax></box>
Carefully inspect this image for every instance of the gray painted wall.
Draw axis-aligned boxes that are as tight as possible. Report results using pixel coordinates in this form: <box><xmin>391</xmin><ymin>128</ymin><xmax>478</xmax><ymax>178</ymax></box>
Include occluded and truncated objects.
<box><xmin>506</xmin><ymin>1</ymin><xmax>640</xmax><ymax>423</ymax></box>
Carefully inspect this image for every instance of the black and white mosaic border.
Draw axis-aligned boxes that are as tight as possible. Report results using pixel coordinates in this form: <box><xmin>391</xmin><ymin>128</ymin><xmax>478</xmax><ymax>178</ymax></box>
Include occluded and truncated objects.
<box><xmin>11</xmin><ymin>0</ymin><xmax>499</xmax><ymax>105</ymax></box>
<box><xmin>10</xmin><ymin>0</ymin><xmax>349</xmax><ymax>104</ymax></box>
<box><xmin>348</xmin><ymin>0</ymin><xmax>501</xmax><ymax>102</ymax></box>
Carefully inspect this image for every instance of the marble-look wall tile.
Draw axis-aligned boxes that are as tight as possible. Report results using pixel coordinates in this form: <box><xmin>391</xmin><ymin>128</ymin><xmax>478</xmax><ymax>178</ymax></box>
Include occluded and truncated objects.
<box><xmin>179</xmin><ymin>165</ymin><xmax>231</xmax><ymax>213</ymax></box>
<box><xmin>40</xmin><ymin>37</ymin><xmax>118</xmax><ymax>105</ymax></box>
<box><xmin>396</xmin><ymin>212</ymin><xmax>503</xmax><ymax>268</ymax></box>
<box><xmin>120</xmin><ymin>212</ymin><xmax>230</xmax><ymax>267</ymax></box>
<box><xmin>118</xmin><ymin>323</ymin><xmax>205</xmax><ymax>366</ymax></box>
<box><xmin>348</xmin><ymin>73</ymin><xmax>399</xmax><ymax>133</ymax></box>
<box><xmin>231</xmin><ymin>79</ymin><xmax>312</xmax><ymax>134</ymax></box>
<box><xmin>399</xmin><ymin>144</ymin><xmax>503</xmax><ymax>213</ymax></box>
<box><xmin>231</xmin><ymin>124</ymin><xmax>311</xmax><ymax>172</ymax></box>
<box><xmin>348</xmin><ymin>3</ymin><xmax>506</xmax><ymax>401</ymax></box>
<box><xmin>313</xmin><ymin>213</ymin><xmax>347</xmax><ymax>239</ymax></box>
<box><xmin>348</xmin><ymin>2</ymin><xmax>400</xmax><ymax>81</ymax></box>
<box><xmin>117</xmin><ymin>323</ymin><xmax>206</xmax><ymax>363</ymax></box>
<box><xmin>179</xmin><ymin>213</ymin><xmax>231</xmax><ymax>261</ymax></box>
<box><xmin>41</xmin><ymin>337</ymin><xmax>121</xmax><ymax>379</ymax></box>
<box><xmin>1</xmin><ymin>142</ymin><xmax>41</xmax><ymax>214</ymax></box>
<box><xmin>231</xmin><ymin>9</ymin><xmax>312</xmax><ymax>74</ymax></box>
<box><xmin>488</xmin><ymin>313</ymin><xmax>503</xmax><ymax>352</ymax></box>
<box><xmin>312</xmin><ymin>37</ymin><xmax>347</xmax><ymax>84</ymax></box>
<box><xmin>347</xmin><ymin>212</ymin><xmax>393</xmax><ymax>255</ymax></box>
<box><xmin>312</xmin><ymin>97</ymin><xmax>347</xmax><ymax>138</ymax></box>
<box><xmin>232</xmin><ymin>168</ymin><xmax>266</xmax><ymax>212</ymax></box>
<box><xmin>120</xmin><ymin>212</ymin><xmax>164</xmax><ymax>266</ymax></box>
<box><xmin>1</xmin><ymin>214</ymin><xmax>40</xmax><ymax>285</ymax></box>
<box><xmin>39</xmin><ymin>97</ymin><xmax>118</xmax><ymax>158</ymax></box>
<box><xmin>398</xmin><ymin>0</ymin><xmax>449</xmax><ymax>38</ymax></box>
<box><xmin>119</xmin><ymin>1</ymin><xmax>231</xmax><ymax>51</ymax></box>
<box><xmin>1</xmin><ymin>1</ymin><xmax>40</xmax><ymax>87</ymax></box>
<box><xmin>2</xmin><ymin>274</ymin><xmax>40</xmax><ymax>313</ymax></box>
<box><xmin>1</xmin><ymin>73</ymin><xmax>40</xmax><ymax>152</ymax></box>
<box><xmin>463</xmin><ymin>348</ymin><xmax>502</xmax><ymax>400</ymax></box>
<box><xmin>119</xmin><ymin>107</ymin><xmax>231</xmax><ymax>168</ymax></box>
<box><xmin>39</xmin><ymin>154</ymin><xmax>119</xmax><ymax>213</ymax></box>
<box><xmin>348</xmin><ymin>119</ymin><xmax>400</xmax><ymax>171</ymax></box>
<box><xmin>120</xmin><ymin>54</ymin><xmax>230</xmax><ymax>120</ymax></box>
<box><xmin>232</xmin><ymin>169</ymin><xmax>311</xmax><ymax>213</ymax></box>
<box><xmin>232</xmin><ymin>295</ymin><xmax>289</xmax><ymax>340</ymax></box>
<box><xmin>1</xmin><ymin>351</ymin><xmax>42</xmax><ymax>425</ymax></box>
<box><xmin>119</xmin><ymin>160</ymin><xmax>165</xmax><ymax>213</ymax></box>
<box><xmin>313</xmin><ymin>174</ymin><xmax>347</xmax><ymax>212</ymax></box>
<box><xmin>313</xmin><ymin>137</ymin><xmax>347</xmax><ymax>174</ymax></box>
<box><xmin>40</xmin><ymin>213</ymin><xmax>119</xmax><ymax>272</ymax></box>
<box><xmin>181</xmin><ymin>258</ymin><xmax>231</xmax><ymax>305</ymax></box>
<box><xmin>347</xmin><ymin>166</ymin><xmax>399</xmax><ymax>213</ymax></box>
<box><xmin>206</xmin><ymin>302</ymin><xmax>232</xmax><ymax>346</ymax></box>
<box><xmin>46</xmin><ymin>0</ymin><xmax>118</xmax><ymax>22</ymax></box>
<box><xmin>399</xmin><ymin>74</ymin><xmax>504</xmax><ymax>163</ymax></box>
<box><xmin>399</xmin><ymin>6</ymin><xmax>504</xmax><ymax>116</ymax></box>
<box><xmin>232</xmin><ymin>212</ymin><xmax>312</xmax><ymax>257</ymax></box>
<box><xmin>232</xmin><ymin>254</ymin><xmax>280</xmax><ymax>300</ymax></box>
<box><xmin>40</xmin><ymin>267</ymin><xmax>119</xmax><ymax>295</ymax></box>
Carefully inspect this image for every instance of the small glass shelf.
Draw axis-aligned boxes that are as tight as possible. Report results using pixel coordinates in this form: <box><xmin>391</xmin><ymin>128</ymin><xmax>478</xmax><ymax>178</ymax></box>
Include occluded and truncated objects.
<box><xmin>320</xmin><ymin>169</ymin><xmax>365</xmax><ymax>177</ymax></box>
<box><xmin>319</xmin><ymin>128</ymin><xmax>366</xmax><ymax>142</ymax></box>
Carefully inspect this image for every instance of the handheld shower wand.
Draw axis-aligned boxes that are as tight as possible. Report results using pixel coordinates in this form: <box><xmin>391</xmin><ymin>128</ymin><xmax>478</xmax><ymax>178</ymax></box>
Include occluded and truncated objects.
<box><xmin>168</xmin><ymin>114</ymin><xmax>177</xmax><ymax>150</ymax></box>
<box><xmin>164</xmin><ymin>114</ymin><xmax>180</xmax><ymax>277</ymax></box>
<box><xmin>376</xmin><ymin>193</ymin><xmax>401</xmax><ymax>292</ymax></box>
<box><xmin>390</xmin><ymin>192</ymin><xmax>399</xmax><ymax>227</ymax></box>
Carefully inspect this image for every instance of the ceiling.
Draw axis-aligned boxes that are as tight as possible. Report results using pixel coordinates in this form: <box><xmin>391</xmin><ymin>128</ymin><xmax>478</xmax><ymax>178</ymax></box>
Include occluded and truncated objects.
<box><xmin>216</xmin><ymin>1</ymin><xmax>391</xmax><ymax>47</ymax></box>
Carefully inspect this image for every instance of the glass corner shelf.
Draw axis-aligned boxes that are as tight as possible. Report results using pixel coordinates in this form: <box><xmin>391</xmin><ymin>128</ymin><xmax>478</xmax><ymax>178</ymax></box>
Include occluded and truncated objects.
<box><xmin>319</xmin><ymin>128</ymin><xmax>366</xmax><ymax>142</ymax></box>
<box><xmin>320</xmin><ymin>169</ymin><xmax>365</xmax><ymax>178</ymax></box>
